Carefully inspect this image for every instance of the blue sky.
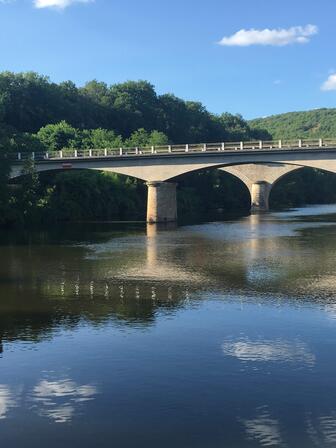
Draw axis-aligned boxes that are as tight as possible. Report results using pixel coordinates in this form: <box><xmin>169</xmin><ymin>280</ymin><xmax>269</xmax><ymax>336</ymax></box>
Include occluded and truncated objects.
<box><xmin>0</xmin><ymin>0</ymin><xmax>335</xmax><ymax>119</ymax></box>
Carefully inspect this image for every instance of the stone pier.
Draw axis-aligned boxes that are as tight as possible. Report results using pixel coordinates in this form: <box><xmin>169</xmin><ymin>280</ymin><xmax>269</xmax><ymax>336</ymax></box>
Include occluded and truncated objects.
<box><xmin>220</xmin><ymin>164</ymin><xmax>303</xmax><ymax>212</ymax></box>
<box><xmin>146</xmin><ymin>181</ymin><xmax>177</xmax><ymax>223</ymax></box>
<box><xmin>251</xmin><ymin>181</ymin><xmax>271</xmax><ymax>213</ymax></box>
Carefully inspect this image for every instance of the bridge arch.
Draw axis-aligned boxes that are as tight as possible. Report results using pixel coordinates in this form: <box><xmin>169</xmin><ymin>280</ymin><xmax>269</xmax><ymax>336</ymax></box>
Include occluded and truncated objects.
<box><xmin>171</xmin><ymin>167</ymin><xmax>251</xmax><ymax>217</ymax></box>
<box><xmin>10</xmin><ymin>167</ymin><xmax>148</xmax><ymax>222</ymax></box>
<box><xmin>10</xmin><ymin>164</ymin><xmax>147</xmax><ymax>183</ymax></box>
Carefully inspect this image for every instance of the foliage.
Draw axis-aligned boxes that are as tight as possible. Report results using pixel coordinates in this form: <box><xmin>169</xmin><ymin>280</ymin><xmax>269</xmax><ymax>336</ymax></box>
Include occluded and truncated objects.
<box><xmin>0</xmin><ymin>71</ymin><xmax>264</xmax><ymax>145</ymax></box>
<box><xmin>176</xmin><ymin>170</ymin><xmax>251</xmax><ymax>217</ymax></box>
<box><xmin>250</xmin><ymin>108</ymin><xmax>336</xmax><ymax>140</ymax></box>
<box><xmin>125</xmin><ymin>129</ymin><xmax>169</xmax><ymax>147</ymax></box>
<box><xmin>0</xmin><ymin>152</ymin><xmax>10</xmax><ymax>226</ymax></box>
<box><xmin>271</xmin><ymin>168</ymin><xmax>336</xmax><ymax>207</ymax></box>
<box><xmin>82</xmin><ymin>128</ymin><xmax>123</xmax><ymax>149</ymax></box>
<box><xmin>38</xmin><ymin>171</ymin><xmax>146</xmax><ymax>222</ymax></box>
<box><xmin>37</xmin><ymin>121</ymin><xmax>81</xmax><ymax>151</ymax></box>
<box><xmin>35</xmin><ymin>122</ymin><xmax>168</xmax><ymax>152</ymax></box>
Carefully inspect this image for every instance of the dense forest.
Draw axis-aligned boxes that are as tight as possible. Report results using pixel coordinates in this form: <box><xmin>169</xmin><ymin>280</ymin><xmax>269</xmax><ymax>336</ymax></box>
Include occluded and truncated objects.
<box><xmin>0</xmin><ymin>71</ymin><xmax>266</xmax><ymax>147</ymax></box>
<box><xmin>0</xmin><ymin>71</ymin><xmax>336</xmax><ymax>227</ymax></box>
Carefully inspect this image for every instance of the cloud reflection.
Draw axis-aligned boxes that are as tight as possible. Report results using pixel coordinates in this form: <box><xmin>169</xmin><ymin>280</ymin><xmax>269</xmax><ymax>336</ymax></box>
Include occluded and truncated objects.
<box><xmin>222</xmin><ymin>339</ymin><xmax>315</xmax><ymax>366</ymax></box>
<box><xmin>306</xmin><ymin>412</ymin><xmax>336</xmax><ymax>446</ymax></box>
<box><xmin>0</xmin><ymin>385</ymin><xmax>16</xmax><ymax>420</ymax></box>
<box><xmin>32</xmin><ymin>379</ymin><xmax>97</xmax><ymax>423</ymax></box>
<box><xmin>243</xmin><ymin>408</ymin><xmax>284</xmax><ymax>447</ymax></box>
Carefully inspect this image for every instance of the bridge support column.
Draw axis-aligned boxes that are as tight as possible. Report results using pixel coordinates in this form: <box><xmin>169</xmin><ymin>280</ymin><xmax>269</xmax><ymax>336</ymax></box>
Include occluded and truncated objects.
<box><xmin>146</xmin><ymin>181</ymin><xmax>177</xmax><ymax>223</ymax></box>
<box><xmin>251</xmin><ymin>181</ymin><xmax>271</xmax><ymax>213</ymax></box>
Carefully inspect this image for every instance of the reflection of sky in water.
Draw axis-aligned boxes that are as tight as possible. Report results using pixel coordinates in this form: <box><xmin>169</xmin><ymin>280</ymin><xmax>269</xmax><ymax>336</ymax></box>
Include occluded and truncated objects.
<box><xmin>325</xmin><ymin>303</ymin><xmax>336</xmax><ymax>320</ymax></box>
<box><xmin>245</xmin><ymin>263</ymin><xmax>283</xmax><ymax>284</ymax></box>
<box><xmin>306</xmin><ymin>412</ymin><xmax>336</xmax><ymax>446</ymax></box>
<box><xmin>242</xmin><ymin>403</ymin><xmax>336</xmax><ymax>447</ymax></box>
<box><xmin>184</xmin><ymin>218</ymin><xmax>336</xmax><ymax>242</ymax></box>
<box><xmin>0</xmin><ymin>378</ymin><xmax>97</xmax><ymax>424</ymax></box>
<box><xmin>222</xmin><ymin>339</ymin><xmax>316</xmax><ymax>366</ymax></box>
<box><xmin>243</xmin><ymin>407</ymin><xmax>283</xmax><ymax>447</ymax></box>
<box><xmin>32</xmin><ymin>379</ymin><xmax>97</xmax><ymax>423</ymax></box>
<box><xmin>0</xmin><ymin>385</ymin><xmax>17</xmax><ymax>420</ymax></box>
<box><xmin>273</xmin><ymin>204</ymin><xmax>336</xmax><ymax>219</ymax></box>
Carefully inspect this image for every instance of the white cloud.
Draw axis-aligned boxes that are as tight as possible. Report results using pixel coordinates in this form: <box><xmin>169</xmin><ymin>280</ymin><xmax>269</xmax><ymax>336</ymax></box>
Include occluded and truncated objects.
<box><xmin>34</xmin><ymin>0</ymin><xmax>93</xmax><ymax>9</ymax></box>
<box><xmin>218</xmin><ymin>25</ymin><xmax>318</xmax><ymax>47</ymax></box>
<box><xmin>321</xmin><ymin>73</ymin><xmax>336</xmax><ymax>91</ymax></box>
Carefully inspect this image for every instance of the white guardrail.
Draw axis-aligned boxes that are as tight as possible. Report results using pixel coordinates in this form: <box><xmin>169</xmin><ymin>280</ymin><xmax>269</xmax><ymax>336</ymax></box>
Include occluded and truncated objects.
<box><xmin>11</xmin><ymin>138</ymin><xmax>336</xmax><ymax>162</ymax></box>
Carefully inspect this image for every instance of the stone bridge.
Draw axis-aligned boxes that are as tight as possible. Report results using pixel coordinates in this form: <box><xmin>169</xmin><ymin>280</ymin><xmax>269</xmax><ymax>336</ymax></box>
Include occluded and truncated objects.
<box><xmin>9</xmin><ymin>139</ymin><xmax>336</xmax><ymax>222</ymax></box>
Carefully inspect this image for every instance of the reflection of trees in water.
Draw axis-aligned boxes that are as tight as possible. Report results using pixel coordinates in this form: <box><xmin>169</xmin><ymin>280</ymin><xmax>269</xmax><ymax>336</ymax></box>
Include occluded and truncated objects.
<box><xmin>0</xmin><ymin>282</ymin><xmax>192</xmax><ymax>348</ymax></box>
<box><xmin>2</xmin><ymin>218</ymin><xmax>336</xmax><ymax>347</ymax></box>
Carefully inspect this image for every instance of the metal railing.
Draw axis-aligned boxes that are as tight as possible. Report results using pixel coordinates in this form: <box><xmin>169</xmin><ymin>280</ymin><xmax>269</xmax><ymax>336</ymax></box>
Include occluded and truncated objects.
<box><xmin>10</xmin><ymin>138</ymin><xmax>336</xmax><ymax>162</ymax></box>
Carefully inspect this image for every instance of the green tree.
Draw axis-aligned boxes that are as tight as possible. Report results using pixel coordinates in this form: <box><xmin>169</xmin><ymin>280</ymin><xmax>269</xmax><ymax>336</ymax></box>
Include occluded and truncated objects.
<box><xmin>109</xmin><ymin>80</ymin><xmax>162</xmax><ymax>136</ymax></box>
<box><xmin>37</xmin><ymin>121</ymin><xmax>81</xmax><ymax>151</ymax></box>
<box><xmin>82</xmin><ymin>128</ymin><xmax>123</xmax><ymax>149</ymax></box>
<box><xmin>81</xmin><ymin>80</ymin><xmax>109</xmax><ymax>104</ymax></box>
<box><xmin>12</xmin><ymin>159</ymin><xmax>45</xmax><ymax>225</ymax></box>
<box><xmin>147</xmin><ymin>130</ymin><xmax>169</xmax><ymax>146</ymax></box>
<box><xmin>126</xmin><ymin>128</ymin><xmax>169</xmax><ymax>147</ymax></box>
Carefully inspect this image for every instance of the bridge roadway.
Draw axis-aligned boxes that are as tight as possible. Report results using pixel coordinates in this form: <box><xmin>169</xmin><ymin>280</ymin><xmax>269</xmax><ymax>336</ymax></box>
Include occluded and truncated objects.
<box><xmin>9</xmin><ymin>139</ymin><xmax>336</xmax><ymax>222</ymax></box>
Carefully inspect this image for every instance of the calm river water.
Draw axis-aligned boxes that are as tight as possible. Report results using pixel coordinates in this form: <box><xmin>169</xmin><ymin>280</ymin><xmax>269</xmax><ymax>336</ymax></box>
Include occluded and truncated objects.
<box><xmin>2</xmin><ymin>205</ymin><xmax>336</xmax><ymax>447</ymax></box>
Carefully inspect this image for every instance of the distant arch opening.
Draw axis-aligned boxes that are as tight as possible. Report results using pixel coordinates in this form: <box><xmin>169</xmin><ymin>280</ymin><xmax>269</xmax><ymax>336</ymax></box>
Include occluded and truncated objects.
<box><xmin>172</xmin><ymin>168</ymin><xmax>251</xmax><ymax>221</ymax></box>
<box><xmin>270</xmin><ymin>167</ymin><xmax>336</xmax><ymax>209</ymax></box>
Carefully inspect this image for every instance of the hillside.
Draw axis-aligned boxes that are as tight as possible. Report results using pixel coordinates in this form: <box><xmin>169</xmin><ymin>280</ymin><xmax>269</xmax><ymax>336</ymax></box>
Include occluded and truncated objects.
<box><xmin>249</xmin><ymin>108</ymin><xmax>336</xmax><ymax>139</ymax></box>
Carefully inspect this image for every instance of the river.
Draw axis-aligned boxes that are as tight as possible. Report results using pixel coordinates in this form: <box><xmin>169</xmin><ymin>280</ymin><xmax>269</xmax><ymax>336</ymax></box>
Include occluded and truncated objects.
<box><xmin>1</xmin><ymin>205</ymin><xmax>336</xmax><ymax>447</ymax></box>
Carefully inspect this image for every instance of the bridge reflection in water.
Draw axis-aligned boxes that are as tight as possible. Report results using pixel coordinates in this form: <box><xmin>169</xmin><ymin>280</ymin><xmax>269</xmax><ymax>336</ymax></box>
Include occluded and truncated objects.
<box><xmin>1</xmin><ymin>211</ymin><xmax>336</xmax><ymax>346</ymax></box>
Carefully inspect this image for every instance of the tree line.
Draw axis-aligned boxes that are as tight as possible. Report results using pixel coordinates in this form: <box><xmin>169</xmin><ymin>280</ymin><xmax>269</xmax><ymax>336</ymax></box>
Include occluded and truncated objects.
<box><xmin>0</xmin><ymin>71</ymin><xmax>268</xmax><ymax>153</ymax></box>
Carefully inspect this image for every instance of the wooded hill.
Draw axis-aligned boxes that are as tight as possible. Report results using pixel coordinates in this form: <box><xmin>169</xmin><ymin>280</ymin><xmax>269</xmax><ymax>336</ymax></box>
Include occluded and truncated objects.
<box><xmin>249</xmin><ymin>108</ymin><xmax>336</xmax><ymax>139</ymax></box>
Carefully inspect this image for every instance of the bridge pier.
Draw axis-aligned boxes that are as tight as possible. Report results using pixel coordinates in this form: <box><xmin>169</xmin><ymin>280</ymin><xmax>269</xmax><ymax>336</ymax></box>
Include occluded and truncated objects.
<box><xmin>251</xmin><ymin>181</ymin><xmax>271</xmax><ymax>213</ymax></box>
<box><xmin>146</xmin><ymin>181</ymin><xmax>177</xmax><ymax>223</ymax></box>
<box><xmin>220</xmin><ymin>164</ymin><xmax>303</xmax><ymax>213</ymax></box>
